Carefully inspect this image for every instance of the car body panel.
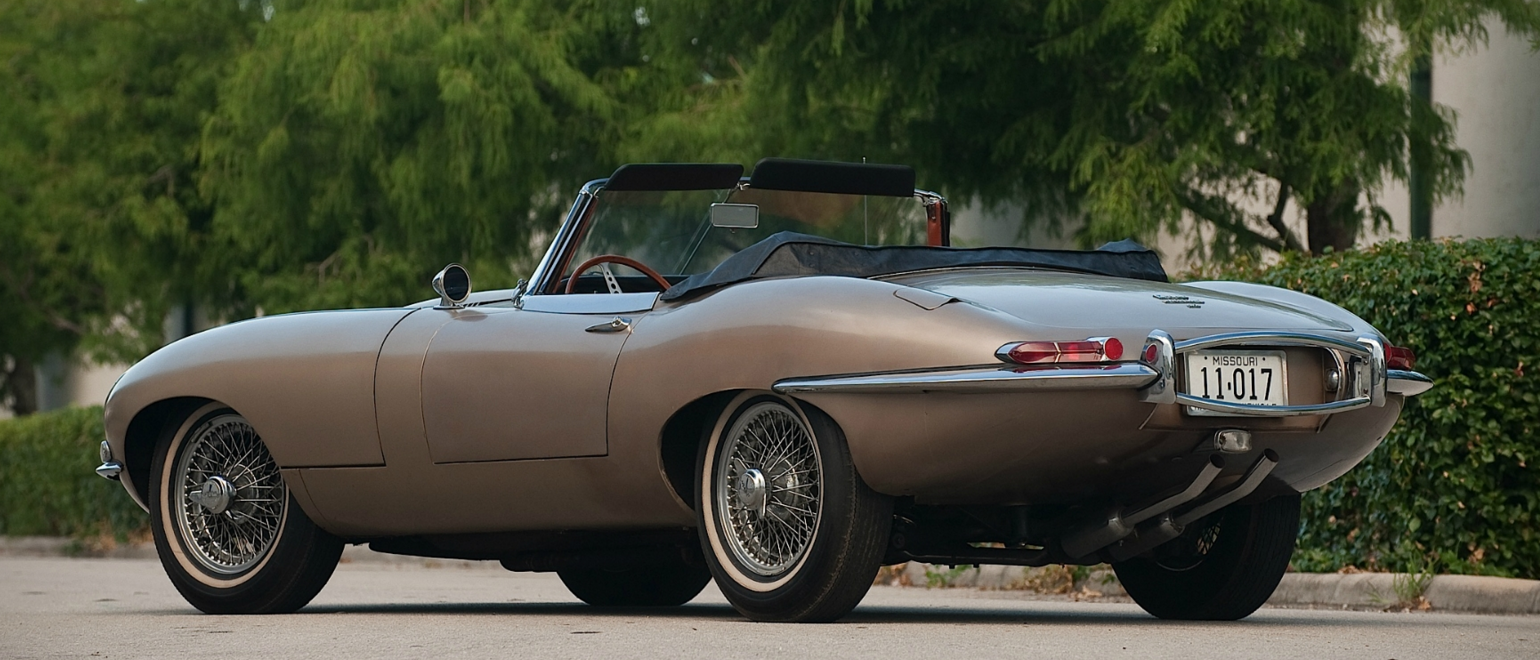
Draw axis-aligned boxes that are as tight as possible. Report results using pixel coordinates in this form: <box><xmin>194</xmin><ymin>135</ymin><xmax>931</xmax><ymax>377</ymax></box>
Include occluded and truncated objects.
<box><xmin>889</xmin><ymin>269</ymin><xmax>1354</xmax><ymax>333</ymax></box>
<box><xmin>104</xmin><ymin>308</ymin><xmax>411</xmax><ymax>475</ymax></box>
<box><xmin>421</xmin><ymin>305</ymin><xmax>626</xmax><ymax>463</ymax></box>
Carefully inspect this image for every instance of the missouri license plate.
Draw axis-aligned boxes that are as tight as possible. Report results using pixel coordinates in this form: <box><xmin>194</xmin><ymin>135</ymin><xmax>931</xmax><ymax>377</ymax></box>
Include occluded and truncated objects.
<box><xmin>1183</xmin><ymin>350</ymin><xmax>1288</xmax><ymax>416</ymax></box>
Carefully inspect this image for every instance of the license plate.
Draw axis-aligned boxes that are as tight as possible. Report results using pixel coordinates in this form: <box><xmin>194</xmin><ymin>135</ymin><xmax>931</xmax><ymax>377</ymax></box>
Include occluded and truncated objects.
<box><xmin>1183</xmin><ymin>350</ymin><xmax>1288</xmax><ymax>416</ymax></box>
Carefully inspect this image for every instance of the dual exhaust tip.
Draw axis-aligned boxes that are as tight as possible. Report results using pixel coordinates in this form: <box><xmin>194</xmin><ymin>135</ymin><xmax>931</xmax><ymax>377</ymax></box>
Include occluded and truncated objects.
<box><xmin>1060</xmin><ymin>448</ymin><xmax>1279</xmax><ymax>561</ymax></box>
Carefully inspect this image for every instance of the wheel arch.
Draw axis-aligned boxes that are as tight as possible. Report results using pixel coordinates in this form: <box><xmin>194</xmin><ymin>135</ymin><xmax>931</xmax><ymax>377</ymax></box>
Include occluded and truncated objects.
<box><xmin>658</xmin><ymin>390</ymin><xmax>742</xmax><ymax>512</ymax></box>
<box><xmin>121</xmin><ymin>397</ymin><xmax>213</xmax><ymax>509</ymax></box>
<box><xmin>657</xmin><ymin>390</ymin><xmax>851</xmax><ymax>514</ymax></box>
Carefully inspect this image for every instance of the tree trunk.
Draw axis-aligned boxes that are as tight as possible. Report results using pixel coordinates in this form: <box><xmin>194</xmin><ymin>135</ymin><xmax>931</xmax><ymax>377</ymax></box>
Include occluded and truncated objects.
<box><xmin>1</xmin><ymin>355</ymin><xmax>39</xmax><ymax>416</ymax></box>
<box><xmin>1305</xmin><ymin>184</ymin><xmax>1362</xmax><ymax>255</ymax></box>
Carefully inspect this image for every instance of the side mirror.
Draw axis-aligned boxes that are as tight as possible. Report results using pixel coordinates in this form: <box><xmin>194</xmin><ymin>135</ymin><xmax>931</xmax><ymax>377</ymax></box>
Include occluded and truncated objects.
<box><xmin>710</xmin><ymin>203</ymin><xmax>759</xmax><ymax>229</ymax></box>
<box><xmin>432</xmin><ymin>263</ymin><xmax>472</xmax><ymax>308</ymax></box>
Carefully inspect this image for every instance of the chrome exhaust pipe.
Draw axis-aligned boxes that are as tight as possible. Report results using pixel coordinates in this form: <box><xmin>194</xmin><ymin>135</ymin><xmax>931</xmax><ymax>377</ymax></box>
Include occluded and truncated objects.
<box><xmin>1172</xmin><ymin>449</ymin><xmax>1278</xmax><ymax>526</ymax></box>
<box><xmin>1060</xmin><ymin>455</ymin><xmax>1226</xmax><ymax>559</ymax></box>
<box><xmin>1105</xmin><ymin>450</ymin><xmax>1280</xmax><ymax>562</ymax></box>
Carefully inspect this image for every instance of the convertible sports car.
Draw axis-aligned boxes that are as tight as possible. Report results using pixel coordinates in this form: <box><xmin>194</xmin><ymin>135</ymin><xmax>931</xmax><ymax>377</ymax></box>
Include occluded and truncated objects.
<box><xmin>96</xmin><ymin>158</ymin><xmax>1431</xmax><ymax>622</ymax></box>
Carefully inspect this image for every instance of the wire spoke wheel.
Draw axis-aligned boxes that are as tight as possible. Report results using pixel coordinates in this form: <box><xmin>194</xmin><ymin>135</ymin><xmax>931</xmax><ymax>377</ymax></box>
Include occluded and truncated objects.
<box><xmin>172</xmin><ymin>414</ymin><xmax>288</xmax><ymax>576</ymax></box>
<box><xmin>151</xmin><ymin>404</ymin><xmax>342</xmax><ymax>614</ymax></box>
<box><xmin>715</xmin><ymin>402</ymin><xmax>823</xmax><ymax>577</ymax></box>
<box><xmin>698</xmin><ymin>393</ymin><xmax>892</xmax><ymax>623</ymax></box>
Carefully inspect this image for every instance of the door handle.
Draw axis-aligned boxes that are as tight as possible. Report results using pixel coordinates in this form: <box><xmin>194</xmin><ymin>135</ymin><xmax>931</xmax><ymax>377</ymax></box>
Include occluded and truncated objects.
<box><xmin>585</xmin><ymin>317</ymin><xmax>631</xmax><ymax>333</ymax></box>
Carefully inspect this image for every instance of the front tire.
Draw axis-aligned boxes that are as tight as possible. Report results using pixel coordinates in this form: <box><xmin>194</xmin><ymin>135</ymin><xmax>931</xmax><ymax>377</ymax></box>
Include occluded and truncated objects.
<box><xmin>150</xmin><ymin>403</ymin><xmax>343</xmax><ymax>614</ymax></box>
<box><xmin>1113</xmin><ymin>493</ymin><xmax>1301</xmax><ymax>620</ymax></box>
<box><xmin>696</xmin><ymin>393</ymin><xmax>892</xmax><ymax>622</ymax></box>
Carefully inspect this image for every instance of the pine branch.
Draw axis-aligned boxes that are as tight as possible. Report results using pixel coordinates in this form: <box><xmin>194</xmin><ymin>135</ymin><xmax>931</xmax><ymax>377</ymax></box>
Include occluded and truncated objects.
<box><xmin>1175</xmin><ymin>189</ymin><xmax>1286</xmax><ymax>253</ymax></box>
<box><xmin>1265</xmin><ymin>185</ymin><xmax>1305</xmax><ymax>253</ymax></box>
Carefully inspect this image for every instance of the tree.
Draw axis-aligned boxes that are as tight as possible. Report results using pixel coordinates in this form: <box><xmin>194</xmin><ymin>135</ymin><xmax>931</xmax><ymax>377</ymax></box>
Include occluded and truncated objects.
<box><xmin>626</xmin><ymin>0</ymin><xmax>1540</xmax><ymax>256</ymax></box>
<box><xmin>199</xmin><ymin>0</ymin><xmax>626</xmax><ymax>314</ymax></box>
<box><xmin>0</xmin><ymin>0</ymin><xmax>256</xmax><ymax>413</ymax></box>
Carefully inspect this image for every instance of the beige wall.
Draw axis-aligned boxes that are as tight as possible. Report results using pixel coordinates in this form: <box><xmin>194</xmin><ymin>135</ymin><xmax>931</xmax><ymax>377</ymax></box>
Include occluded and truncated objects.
<box><xmin>1372</xmin><ymin>22</ymin><xmax>1540</xmax><ymax>243</ymax></box>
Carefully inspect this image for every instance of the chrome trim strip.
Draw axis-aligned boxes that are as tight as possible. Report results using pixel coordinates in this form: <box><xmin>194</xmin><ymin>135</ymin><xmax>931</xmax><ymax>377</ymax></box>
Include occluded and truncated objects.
<box><xmin>773</xmin><ymin>363</ymin><xmax>1159</xmax><ymax>394</ymax></box>
<box><xmin>1387</xmin><ymin>370</ymin><xmax>1434</xmax><ymax>396</ymax></box>
<box><xmin>96</xmin><ymin>462</ymin><xmax>122</xmax><ymax>481</ymax></box>
<box><xmin>1174</xmin><ymin>393</ymin><xmax>1371</xmax><ymax>417</ymax></box>
<box><xmin>1174</xmin><ymin>331</ymin><xmax>1370</xmax><ymax>356</ymax></box>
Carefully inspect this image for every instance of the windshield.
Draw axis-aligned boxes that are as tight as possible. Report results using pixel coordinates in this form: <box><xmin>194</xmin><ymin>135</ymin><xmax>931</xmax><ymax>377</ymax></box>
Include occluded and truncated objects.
<box><xmin>562</xmin><ymin>186</ymin><xmax>930</xmax><ymax>286</ymax></box>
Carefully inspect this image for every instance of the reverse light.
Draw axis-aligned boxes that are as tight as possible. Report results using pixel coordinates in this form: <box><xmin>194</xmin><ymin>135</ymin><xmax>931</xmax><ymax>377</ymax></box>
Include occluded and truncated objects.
<box><xmin>1386</xmin><ymin>345</ymin><xmax>1416</xmax><ymax>371</ymax></box>
<box><xmin>998</xmin><ymin>337</ymin><xmax>1123</xmax><ymax>364</ymax></box>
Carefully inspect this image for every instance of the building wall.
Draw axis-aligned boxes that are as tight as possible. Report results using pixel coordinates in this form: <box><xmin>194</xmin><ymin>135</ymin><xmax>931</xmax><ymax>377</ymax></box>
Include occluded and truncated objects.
<box><xmin>1373</xmin><ymin>23</ymin><xmax>1540</xmax><ymax>242</ymax></box>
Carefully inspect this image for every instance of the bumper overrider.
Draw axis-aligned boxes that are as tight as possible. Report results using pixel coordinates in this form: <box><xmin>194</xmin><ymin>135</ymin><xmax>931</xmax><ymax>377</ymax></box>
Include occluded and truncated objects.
<box><xmin>96</xmin><ymin>440</ymin><xmax>122</xmax><ymax>481</ymax></box>
<box><xmin>773</xmin><ymin>329</ymin><xmax>1433</xmax><ymax>411</ymax></box>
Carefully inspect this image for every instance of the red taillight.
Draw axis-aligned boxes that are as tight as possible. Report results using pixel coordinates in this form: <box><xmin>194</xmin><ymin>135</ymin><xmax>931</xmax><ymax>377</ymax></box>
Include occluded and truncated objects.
<box><xmin>1387</xmin><ymin>345</ymin><xmax>1416</xmax><ymax>371</ymax></box>
<box><xmin>1143</xmin><ymin>343</ymin><xmax>1159</xmax><ymax>364</ymax></box>
<box><xmin>1000</xmin><ymin>338</ymin><xmax>1123</xmax><ymax>364</ymax></box>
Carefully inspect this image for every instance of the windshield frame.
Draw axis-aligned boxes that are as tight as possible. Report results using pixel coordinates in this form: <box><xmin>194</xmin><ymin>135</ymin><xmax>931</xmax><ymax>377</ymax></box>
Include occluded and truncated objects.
<box><xmin>524</xmin><ymin>178</ymin><xmax>948</xmax><ymax>297</ymax></box>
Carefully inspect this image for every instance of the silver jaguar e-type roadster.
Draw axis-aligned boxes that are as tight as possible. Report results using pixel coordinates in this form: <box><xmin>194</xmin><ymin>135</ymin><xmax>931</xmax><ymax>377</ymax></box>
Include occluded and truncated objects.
<box><xmin>96</xmin><ymin>158</ymin><xmax>1431</xmax><ymax>622</ymax></box>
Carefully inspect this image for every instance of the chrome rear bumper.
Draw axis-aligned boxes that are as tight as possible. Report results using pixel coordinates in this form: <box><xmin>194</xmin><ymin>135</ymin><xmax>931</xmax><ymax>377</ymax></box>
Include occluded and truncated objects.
<box><xmin>774</xmin><ymin>328</ymin><xmax>1432</xmax><ymax>416</ymax></box>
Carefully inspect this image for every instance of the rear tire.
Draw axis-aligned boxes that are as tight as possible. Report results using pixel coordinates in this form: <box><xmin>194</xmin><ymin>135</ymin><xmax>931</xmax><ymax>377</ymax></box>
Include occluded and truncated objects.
<box><xmin>558</xmin><ymin>551</ymin><xmax>712</xmax><ymax>607</ymax></box>
<box><xmin>696</xmin><ymin>393</ymin><xmax>892</xmax><ymax>622</ymax></box>
<box><xmin>1113</xmin><ymin>493</ymin><xmax>1301</xmax><ymax>620</ymax></box>
<box><xmin>149</xmin><ymin>403</ymin><xmax>343</xmax><ymax>614</ymax></box>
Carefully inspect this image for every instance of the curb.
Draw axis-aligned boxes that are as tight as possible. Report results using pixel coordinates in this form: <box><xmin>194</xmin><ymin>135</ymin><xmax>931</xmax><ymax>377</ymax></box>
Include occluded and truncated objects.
<box><xmin>1271</xmin><ymin>572</ymin><xmax>1540</xmax><ymax>614</ymax></box>
<box><xmin>4</xmin><ymin>536</ymin><xmax>1536</xmax><ymax>615</ymax></box>
<box><xmin>878</xmin><ymin>561</ymin><xmax>1540</xmax><ymax>615</ymax></box>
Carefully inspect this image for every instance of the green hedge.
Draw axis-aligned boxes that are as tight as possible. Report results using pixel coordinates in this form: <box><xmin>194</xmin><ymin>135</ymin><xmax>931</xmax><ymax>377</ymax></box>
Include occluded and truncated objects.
<box><xmin>1194</xmin><ymin>238</ymin><xmax>1539</xmax><ymax>578</ymax></box>
<box><xmin>0</xmin><ymin>405</ymin><xmax>147</xmax><ymax>539</ymax></box>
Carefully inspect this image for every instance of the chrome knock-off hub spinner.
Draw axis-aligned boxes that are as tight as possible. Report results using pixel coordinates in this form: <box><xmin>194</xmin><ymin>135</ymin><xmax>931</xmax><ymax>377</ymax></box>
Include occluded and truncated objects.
<box><xmin>188</xmin><ymin>475</ymin><xmax>235</xmax><ymax>515</ymax></box>
<box><xmin>735</xmin><ymin>468</ymin><xmax>768</xmax><ymax>516</ymax></box>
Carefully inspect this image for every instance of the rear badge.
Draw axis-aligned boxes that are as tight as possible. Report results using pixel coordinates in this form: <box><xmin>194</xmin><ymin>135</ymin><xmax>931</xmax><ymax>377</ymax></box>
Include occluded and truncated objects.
<box><xmin>1153</xmin><ymin>294</ymin><xmax>1205</xmax><ymax>309</ymax></box>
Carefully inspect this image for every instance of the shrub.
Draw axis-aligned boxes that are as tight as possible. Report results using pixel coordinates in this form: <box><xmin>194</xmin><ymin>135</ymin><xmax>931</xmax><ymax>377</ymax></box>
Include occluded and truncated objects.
<box><xmin>1192</xmin><ymin>238</ymin><xmax>1539</xmax><ymax>578</ymax></box>
<box><xmin>0</xmin><ymin>405</ymin><xmax>147</xmax><ymax>539</ymax></box>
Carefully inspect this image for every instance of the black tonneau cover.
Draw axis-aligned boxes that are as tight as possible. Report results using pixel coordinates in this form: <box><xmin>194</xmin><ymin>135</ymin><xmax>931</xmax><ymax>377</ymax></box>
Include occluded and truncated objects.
<box><xmin>660</xmin><ymin>232</ymin><xmax>1168</xmax><ymax>301</ymax></box>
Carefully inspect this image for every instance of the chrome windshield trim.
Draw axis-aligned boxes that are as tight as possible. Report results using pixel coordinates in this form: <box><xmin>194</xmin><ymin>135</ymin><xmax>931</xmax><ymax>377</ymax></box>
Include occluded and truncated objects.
<box><xmin>1387</xmin><ymin>370</ymin><xmax>1434</xmax><ymax>396</ymax></box>
<box><xmin>526</xmin><ymin>179</ymin><xmax>605</xmax><ymax>297</ymax></box>
<box><xmin>96</xmin><ymin>462</ymin><xmax>122</xmax><ymax>481</ymax></box>
<box><xmin>773</xmin><ymin>363</ymin><xmax>1159</xmax><ymax>394</ymax></box>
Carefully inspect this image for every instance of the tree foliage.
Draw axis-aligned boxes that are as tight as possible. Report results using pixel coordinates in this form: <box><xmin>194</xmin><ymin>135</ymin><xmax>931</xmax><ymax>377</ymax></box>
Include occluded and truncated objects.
<box><xmin>0</xmin><ymin>0</ymin><xmax>256</xmax><ymax>412</ymax></box>
<box><xmin>3</xmin><ymin>0</ymin><xmax>1539</xmax><ymax>414</ymax></box>
<box><xmin>629</xmin><ymin>0</ymin><xmax>1540</xmax><ymax>256</ymax></box>
<box><xmin>200</xmin><ymin>0</ymin><xmax>626</xmax><ymax>313</ymax></box>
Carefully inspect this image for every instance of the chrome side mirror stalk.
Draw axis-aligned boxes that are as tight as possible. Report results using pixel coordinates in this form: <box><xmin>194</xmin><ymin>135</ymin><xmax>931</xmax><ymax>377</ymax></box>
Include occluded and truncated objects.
<box><xmin>432</xmin><ymin>263</ymin><xmax>472</xmax><ymax>309</ymax></box>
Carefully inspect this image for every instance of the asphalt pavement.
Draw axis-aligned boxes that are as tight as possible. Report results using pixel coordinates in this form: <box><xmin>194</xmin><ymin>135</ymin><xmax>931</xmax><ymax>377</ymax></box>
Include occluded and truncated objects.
<box><xmin>2</xmin><ymin>556</ymin><xmax>1536</xmax><ymax>660</ymax></box>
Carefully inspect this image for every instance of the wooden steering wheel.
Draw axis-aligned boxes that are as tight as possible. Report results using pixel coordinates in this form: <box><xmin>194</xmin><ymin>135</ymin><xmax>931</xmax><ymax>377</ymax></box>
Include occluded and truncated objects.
<box><xmin>564</xmin><ymin>254</ymin><xmax>672</xmax><ymax>294</ymax></box>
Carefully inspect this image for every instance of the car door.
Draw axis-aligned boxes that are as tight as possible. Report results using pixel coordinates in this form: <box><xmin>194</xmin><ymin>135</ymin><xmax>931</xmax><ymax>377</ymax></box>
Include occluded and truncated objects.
<box><xmin>419</xmin><ymin>292</ymin><xmax>657</xmax><ymax>463</ymax></box>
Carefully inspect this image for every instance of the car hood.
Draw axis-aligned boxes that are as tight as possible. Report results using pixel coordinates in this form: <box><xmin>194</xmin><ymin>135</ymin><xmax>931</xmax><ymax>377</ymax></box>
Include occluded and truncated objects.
<box><xmin>885</xmin><ymin>269</ymin><xmax>1353</xmax><ymax>335</ymax></box>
